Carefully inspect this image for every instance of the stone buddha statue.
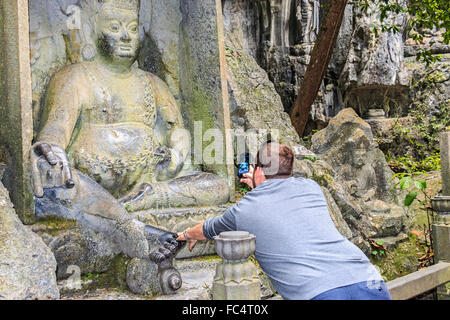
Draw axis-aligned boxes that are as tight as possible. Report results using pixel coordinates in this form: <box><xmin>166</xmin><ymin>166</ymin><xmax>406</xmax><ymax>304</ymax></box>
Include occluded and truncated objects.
<box><xmin>338</xmin><ymin>134</ymin><xmax>377</xmax><ymax>202</ymax></box>
<box><xmin>30</xmin><ymin>0</ymin><xmax>230</xmax><ymax>287</ymax></box>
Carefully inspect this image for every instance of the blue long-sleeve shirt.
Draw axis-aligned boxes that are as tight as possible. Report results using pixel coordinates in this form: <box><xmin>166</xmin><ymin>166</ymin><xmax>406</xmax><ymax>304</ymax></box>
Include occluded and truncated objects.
<box><xmin>203</xmin><ymin>177</ymin><xmax>383</xmax><ymax>300</ymax></box>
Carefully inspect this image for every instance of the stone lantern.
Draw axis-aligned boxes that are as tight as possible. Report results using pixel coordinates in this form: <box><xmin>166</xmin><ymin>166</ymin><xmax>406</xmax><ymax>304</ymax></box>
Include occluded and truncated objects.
<box><xmin>431</xmin><ymin>131</ymin><xmax>450</xmax><ymax>299</ymax></box>
<box><xmin>212</xmin><ymin>231</ymin><xmax>261</xmax><ymax>300</ymax></box>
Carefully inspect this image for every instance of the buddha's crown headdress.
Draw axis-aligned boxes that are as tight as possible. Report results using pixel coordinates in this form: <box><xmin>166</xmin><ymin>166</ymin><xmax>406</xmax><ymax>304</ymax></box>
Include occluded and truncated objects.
<box><xmin>81</xmin><ymin>0</ymin><xmax>139</xmax><ymax>13</ymax></box>
<box><xmin>100</xmin><ymin>0</ymin><xmax>139</xmax><ymax>11</ymax></box>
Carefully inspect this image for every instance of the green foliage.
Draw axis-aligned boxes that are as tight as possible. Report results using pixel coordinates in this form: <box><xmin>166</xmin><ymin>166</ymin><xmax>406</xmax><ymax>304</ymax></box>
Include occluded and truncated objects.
<box><xmin>409</xmin><ymin>104</ymin><xmax>449</xmax><ymax>153</ymax></box>
<box><xmin>358</xmin><ymin>0</ymin><xmax>450</xmax><ymax>65</ymax></box>
<box><xmin>394</xmin><ymin>171</ymin><xmax>432</xmax><ymax>208</ymax></box>
<box><xmin>370</xmin><ymin>239</ymin><xmax>387</xmax><ymax>258</ymax></box>
<box><xmin>387</xmin><ymin>152</ymin><xmax>441</xmax><ymax>174</ymax></box>
<box><xmin>386</xmin><ymin>95</ymin><xmax>448</xmax><ymax>172</ymax></box>
<box><xmin>303</xmin><ymin>155</ymin><xmax>317</xmax><ymax>162</ymax></box>
<box><xmin>235</xmin><ymin>182</ymin><xmax>251</xmax><ymax>200</ymax></box>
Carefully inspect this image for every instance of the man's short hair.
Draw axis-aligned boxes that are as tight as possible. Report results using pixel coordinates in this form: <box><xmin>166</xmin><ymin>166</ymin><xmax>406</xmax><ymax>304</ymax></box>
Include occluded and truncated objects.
<box><xmin>256</xmin><ymin>142</ymin><xmax>294</xmax><ymax>179</ymax></box>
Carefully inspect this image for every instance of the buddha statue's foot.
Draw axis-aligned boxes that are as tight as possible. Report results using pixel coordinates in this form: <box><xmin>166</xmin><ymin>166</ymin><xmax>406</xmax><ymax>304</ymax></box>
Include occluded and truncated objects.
<box><xmin>120</xmin><ymin>172</ymin><xmax>230</xmax><ymax>211</ymax></box>
<box><xmin>144</xmin><ymin>225</ymin><xmax>185</xmax><ymax>263</ymax></box>
<box><xmin>116</xmin><ymin>217</ymin><xmax>184</xmax><ymax>294</ymax></box>
<box><xmin>144</xmin><ymin>225</ymin><xmax>184</xmax><ymax>294</ymax></box>
<box><xmin>116</xmin><ymin>214</ymin><xmax>184</xmax><ymax>260</ymax></box>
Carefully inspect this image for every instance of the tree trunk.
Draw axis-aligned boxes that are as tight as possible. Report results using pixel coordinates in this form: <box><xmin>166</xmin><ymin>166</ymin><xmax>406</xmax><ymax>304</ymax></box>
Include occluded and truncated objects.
<box><xmin>290</xmin><ymin>0</ymin><xmax>348</xmax><ymax>137</ymax></box>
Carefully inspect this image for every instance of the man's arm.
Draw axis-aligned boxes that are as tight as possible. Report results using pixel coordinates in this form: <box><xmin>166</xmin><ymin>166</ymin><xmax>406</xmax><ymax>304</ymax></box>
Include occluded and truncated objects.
<box><xmin>177</xmin><ymin>205</ymin><xmax>238</xmax><ymax>250</ymax></box>
<box><xmin>176</xmin><ymin>166</ymin><xmax>255</xmax><ymax>250</ymax></box>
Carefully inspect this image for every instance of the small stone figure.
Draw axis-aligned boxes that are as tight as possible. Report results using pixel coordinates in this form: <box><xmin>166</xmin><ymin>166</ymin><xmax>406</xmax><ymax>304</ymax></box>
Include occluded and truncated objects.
<box><xmin>299</xmin><ymin>0</ymin><xmax>320</xmax><ymax>43</ymax></box>
<box><xmin>338</xmin><ymin>135</ymin><xmax>377</xmax><ymax>202</ymax></box>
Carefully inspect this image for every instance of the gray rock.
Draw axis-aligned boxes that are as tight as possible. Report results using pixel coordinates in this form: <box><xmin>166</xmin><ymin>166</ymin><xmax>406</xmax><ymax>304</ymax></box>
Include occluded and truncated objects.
<box><xmin>138</xmin><ymin>0</ymin><xmax>182</xmax><ymax>98</ymax></box>
<box><xmin>367</xmin><ymin>200</ymin><xmax>404</xmax><ymax>237</ymax></box>
<box><xmin>225</xmin><ymin>33</ymin><xmax>302</xmax><ymax>149</ymax></box>
<box><xmin>126</xmin><ymin>258</ymin><xmax>160</xmax><ymax>296</ymax></box>
<box><xmin>46</xmin><ymin>226</ymin><xmax>121</xmax><ymax>280</ymax></box>
<box><xmin>0</xmin><ymin>183</ymin><xmax>59</xmax><ymax>300</ymax></box>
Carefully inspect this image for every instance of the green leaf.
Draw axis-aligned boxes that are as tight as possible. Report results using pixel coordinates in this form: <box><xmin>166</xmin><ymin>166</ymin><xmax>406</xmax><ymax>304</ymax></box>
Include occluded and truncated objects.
<box><xmin>414</xmin><ymin>180</ymin><xmax>427</xmax><ymax>190</ymax></box>
<box><xmin>376</xmin><ymin>240</ymin><xmax>384</xmax><ymax>246</ymax></box>
<box><xmin>399</xmin><ymin>176</ymin><xmax>412</xmax><ymax>190</ymax></box>
<box><xmin>371</xmin><ymin>250</ymin><xmax>378</xmax><ymax>256</ymax></box>
<box><xmin>303</xmin><ymin>155</ymin><xmax>317</xmax><ymax>162</ymax></box>
<box><xmin>404</xmin><ymin>192</ymin><xmax>418</xmax><ymax>206</ymax></box>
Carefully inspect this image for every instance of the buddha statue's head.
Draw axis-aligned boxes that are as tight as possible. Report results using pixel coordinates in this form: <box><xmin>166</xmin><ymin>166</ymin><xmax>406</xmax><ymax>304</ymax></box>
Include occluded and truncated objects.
<box><xmin>343</xmin><ymin>130</ymin><xmax>371</xmax><ymax>169</ymax></box>
<box><xmin>82</xmin><ymin>0</ymin><xmax>141</xmax><ymax>67</ymax></box>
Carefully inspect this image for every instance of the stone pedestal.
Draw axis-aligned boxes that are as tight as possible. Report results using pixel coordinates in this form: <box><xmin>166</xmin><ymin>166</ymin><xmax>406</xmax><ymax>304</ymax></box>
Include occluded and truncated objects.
<box><xmin>431</xmin><ymin>134</ymin><xmax>450</xmax><ymax>300</ymax></box>
<box><xmin>431</xmin><ymin>197</ymin><xmax>450</xmax><ymax>263</ymax></box>
<box><xmin>431</xmin><ymin>198</ymin><xmax>450</xmax><ymax>300</ymax></box>
<box><xmin>441</xmin><ymin>132</ymin><xmax>450</xmax><ymax>196</ymax></box>
<box><xmin>212</xmin><ymin>231</ymin><xmax>260</xmax><ymax>300</ymax></box>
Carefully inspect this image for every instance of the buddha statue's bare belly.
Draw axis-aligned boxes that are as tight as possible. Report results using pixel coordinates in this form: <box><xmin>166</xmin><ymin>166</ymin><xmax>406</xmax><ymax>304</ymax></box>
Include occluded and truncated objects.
<box><xmin>68</xmin><ymin>121</ymin><xmax>158</xmax><ymax>197</ymax></box>
<box><xmin>63</xmin><ymin>63</ymin><xmax>159</xmax><ymax>197</ymax></box>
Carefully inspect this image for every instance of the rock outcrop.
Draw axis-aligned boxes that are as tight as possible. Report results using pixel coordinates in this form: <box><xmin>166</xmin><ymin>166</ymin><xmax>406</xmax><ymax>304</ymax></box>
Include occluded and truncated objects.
<box><xmin>0</xmin><ymin>182</ymin><xmax>59</xmax><ymax>300</ymax></box>
<box><xmin>225</xmin><ymin>34</ymin><xmax>302</xmax><ymax>149</ymax></box>
<box><xmin>221</xmin><ymin>0</ymin><xmax>411</xmax><ymax>133</ymax></box>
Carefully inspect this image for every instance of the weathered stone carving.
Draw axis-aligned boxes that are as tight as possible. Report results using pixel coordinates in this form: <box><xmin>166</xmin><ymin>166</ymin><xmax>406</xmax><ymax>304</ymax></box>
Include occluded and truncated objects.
<box><xmin>298</xmin><ymin>0</ymin><xmax>319</xmax><ymax>44</ymax></box>
<box><xmin>312</xmin><ymin>108</ymin><xmax>406</xmax><ymax>239</ymax></box>
<box><xmin>31</xmin><ymin>0</ymin><xmax>230</xmax><ymax>294</ymax></box>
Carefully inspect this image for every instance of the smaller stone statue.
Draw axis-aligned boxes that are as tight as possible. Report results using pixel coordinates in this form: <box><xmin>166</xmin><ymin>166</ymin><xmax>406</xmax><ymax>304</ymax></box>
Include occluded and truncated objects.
<box><xmin>338</xmin><ymin>134</ymin><xmax>377</xmax><ymax>202</ymax></box>
<box><xmin>299</xmin><ymin>0</ymin><xmax>320</xmax><ymax>43</ymax></box>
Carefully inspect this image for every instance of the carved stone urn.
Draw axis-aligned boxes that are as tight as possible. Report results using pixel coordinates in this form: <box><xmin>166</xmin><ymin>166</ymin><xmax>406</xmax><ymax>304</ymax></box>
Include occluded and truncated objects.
<box><xmin>212</xmin><ymin>231</ymin><xmax>260</xmax><ymax>300</ymax></box>
<box><xmin>431</xmin><ymin>196</ymin><xmax>450</xmax><ymax>216</ymax></box>
<box><xmin>367</xmin><ymin>109</ymin><xmax>386</xmax><ymax>119</ymax></box>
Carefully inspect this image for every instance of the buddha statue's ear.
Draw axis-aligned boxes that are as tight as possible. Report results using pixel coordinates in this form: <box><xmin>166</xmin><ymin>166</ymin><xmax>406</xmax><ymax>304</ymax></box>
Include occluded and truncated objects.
<box><xmin>77</xmin><ymin>0</ymin><xmax>101</xmax><ymax>61</ymax></box>
<box><xmin>79</xmin><ymin>20</ymin><xmax>97</xmax><ymax>61</ymax></box>
<box><xmin>84</xmin><ymin>14</ymin><xmax>99</xmax><ymax>60</ymax></box>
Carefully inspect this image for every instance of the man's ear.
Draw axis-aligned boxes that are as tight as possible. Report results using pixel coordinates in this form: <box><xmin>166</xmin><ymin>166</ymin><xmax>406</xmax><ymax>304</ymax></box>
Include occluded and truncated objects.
<box><xmin>254</xmin><ymin>165</ymin><xmax>265</xmax><ymax>180</ymax></box>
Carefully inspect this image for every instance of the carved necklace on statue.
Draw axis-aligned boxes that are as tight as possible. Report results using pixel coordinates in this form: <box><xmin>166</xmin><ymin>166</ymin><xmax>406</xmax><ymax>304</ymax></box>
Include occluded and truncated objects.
<box><xmin>83</xmin><ymin>62</ymin><xmax>157</xmax><ymax>128</ymax></box>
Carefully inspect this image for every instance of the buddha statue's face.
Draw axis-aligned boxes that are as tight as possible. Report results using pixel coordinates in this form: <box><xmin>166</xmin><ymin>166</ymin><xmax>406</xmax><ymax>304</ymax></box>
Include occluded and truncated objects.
<box><xmin>351</xmin><ymin>147</ymin><xmax>367</xmax><ymax>169</ymax></box>
<box><xmin>96</xmin><ymin>5</ymin><xmax>140</xmax><ymax>66</ymax></box>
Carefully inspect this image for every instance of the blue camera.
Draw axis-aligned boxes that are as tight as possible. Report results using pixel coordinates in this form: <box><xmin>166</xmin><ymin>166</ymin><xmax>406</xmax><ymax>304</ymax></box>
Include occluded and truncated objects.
<box><xmin>237</xmin><ymin>153</ymin><xmax>250</xmax><ymax>178</ymax></box>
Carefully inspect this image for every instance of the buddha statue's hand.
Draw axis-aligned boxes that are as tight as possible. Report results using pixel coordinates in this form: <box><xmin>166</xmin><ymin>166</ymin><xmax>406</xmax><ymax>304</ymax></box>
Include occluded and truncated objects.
<box><xmin>31</xmin><ymin>142</ymin><xmax>75</xmax><ymax>198</ymax></box>
<box><xmin>154</xmin><ymin>146</ymin><xmax>172</xmax><ymax>167</ymax></box>
<box><xmin>145</xmin><ymin>225</ymin><xmax>185</xmax><ymax>263</ymax></box>
<box><xmin>155</xmin><ymin>146</ymin><xmax>184</xmax><ymax>180</ymax></box>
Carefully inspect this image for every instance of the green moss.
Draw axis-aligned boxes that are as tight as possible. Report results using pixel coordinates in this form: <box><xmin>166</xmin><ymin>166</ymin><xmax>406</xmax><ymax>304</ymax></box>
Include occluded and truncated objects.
<box><xmin>370</xmin><ymin>209</ymin><xmax>432</xmax><ymax>281</ymax></box>
<box><xmin>35</xmin><ymin>216</ymin><xmax>77</xmax><ymax>236</ymax></box>
<box><xmin>370</xmin><ymin>237</ymin><xmax>423</xmax><ymax>281</ymax></box>
<box><xmin>191</xmin><ymin>87</ymin><xmax>215</xmax><ymax>131</ymax></box>
<box><xmin>78</xmin><ymin>254</ymin><xmax>130</xmax><ymax>293</ymax></box>
<box><xmin>311</xmin><ymin>172</ymin><xmax>334</xmax><ymax>187</ymax></box>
